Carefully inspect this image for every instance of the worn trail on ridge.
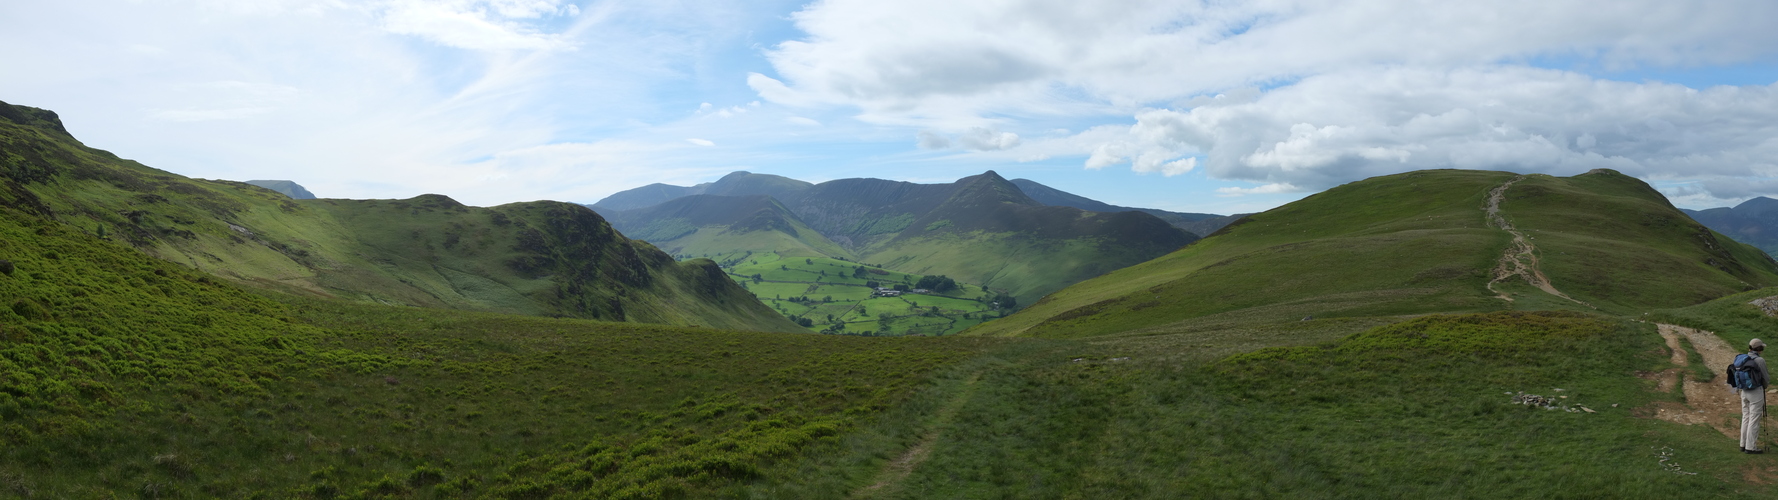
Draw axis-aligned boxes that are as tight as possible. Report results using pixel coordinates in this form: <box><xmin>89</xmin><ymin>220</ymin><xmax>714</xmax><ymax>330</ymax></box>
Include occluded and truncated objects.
<box><xmin>1483</xmin><ymin>176</ymin><xmax>1593</xmax><ymax>308</ymax></box>
<box><xmin>1649</xmin><ymin>324</ymin><xmax>1778</xmax><ymax>439</ymax></box>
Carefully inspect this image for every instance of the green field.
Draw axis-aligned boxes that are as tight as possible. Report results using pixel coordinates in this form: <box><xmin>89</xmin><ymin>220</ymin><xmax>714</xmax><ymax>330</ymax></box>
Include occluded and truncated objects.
<box><xmin>713</xmin><ymin>251</ymin><xmax>1011</xmax><ymax>336</ymax></box>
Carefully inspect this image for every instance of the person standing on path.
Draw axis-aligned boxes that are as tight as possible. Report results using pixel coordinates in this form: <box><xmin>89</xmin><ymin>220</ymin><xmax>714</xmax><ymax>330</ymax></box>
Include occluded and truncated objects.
<box><xmin>1741</xmin><ymin>339</ymin><xmax>1771</xmax><ymax>454</ymax></box>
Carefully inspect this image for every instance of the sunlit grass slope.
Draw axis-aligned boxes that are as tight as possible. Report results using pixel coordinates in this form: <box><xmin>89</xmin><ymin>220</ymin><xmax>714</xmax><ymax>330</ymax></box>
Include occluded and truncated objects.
<box><xmin>0</xmin><ymin>100</ymin><xmax>795</xmax><ymax>332</ymax></box>
<box><xmin>1501</xmin><ymin>170</ymin><xmax>1778</xmax><ymax>312</ymax></box>
<box><xmin>0</xmin><ymin>202</ymin><xmax>991</xmax><ymax>497</ymax></box>
<box><xmin>969</xmin><ymin>169</ymin><xmax>1517</xmax><ymax>337</ymax></box>
<box><xmin>971</xmin><ymin>169</ymin><xmax>1778</xmax><ymax>338</ymax></box>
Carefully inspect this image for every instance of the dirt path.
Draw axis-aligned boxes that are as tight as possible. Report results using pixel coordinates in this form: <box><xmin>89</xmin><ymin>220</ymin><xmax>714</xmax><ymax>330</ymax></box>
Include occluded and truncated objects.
<box><xmin>1483</xmin><ymin>176</ymin><xmax>1593</xmax><ymax>308</ymax></box>
<box><xmin>1651</xmin><ymin>324</ymin><xmax>1775</xmax><ymax>438</ymax></box>
<box><xmin>853</xmin><ymin>373</ymin><xmax>980</xmax><ymax>499</ymax></box>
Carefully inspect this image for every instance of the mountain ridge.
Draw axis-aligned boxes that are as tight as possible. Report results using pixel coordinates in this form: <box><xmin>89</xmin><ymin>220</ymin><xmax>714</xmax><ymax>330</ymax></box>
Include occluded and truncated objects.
<box><xmin>0</xmin><ymin>100</ymin><xmax>799</xmax><ymax>332</ymax></box>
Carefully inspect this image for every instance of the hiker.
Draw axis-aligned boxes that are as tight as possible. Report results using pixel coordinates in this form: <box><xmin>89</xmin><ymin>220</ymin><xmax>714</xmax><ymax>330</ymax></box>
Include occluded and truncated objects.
<box><xmin>1736</xmin><ymin>339</ymin><xmax>1771</xmax><ymax>454</ymax></box>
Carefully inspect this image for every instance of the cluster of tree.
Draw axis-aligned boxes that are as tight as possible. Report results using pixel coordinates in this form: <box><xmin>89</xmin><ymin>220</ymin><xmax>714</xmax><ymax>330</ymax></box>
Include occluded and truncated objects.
<box><xmin>915</xmin><ymin>274</ymin><xmax>958</xmax><ymax>293</ymax></box>
<box><xmin>989</xmin><ymin>292</ymin><xmax>1016</xmax><ymax>309</ymax></box>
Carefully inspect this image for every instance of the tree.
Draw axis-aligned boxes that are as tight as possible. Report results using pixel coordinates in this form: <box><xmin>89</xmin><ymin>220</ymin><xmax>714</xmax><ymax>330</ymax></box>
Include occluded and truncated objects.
<box><xmin>853</xmin><ymin>266</ymin><xmax>868</xmax><ymax>278</ymax></box>
<box><xmin>893</xmin><ymin>284</ymin><xmax>909</xmax><ymax>292</ymax></box>
<box><xmin>916</xmin><ymin>275</ymin><xmax>957</xmax><ymax>292</ymax></box>
<box><xmin>806</xmin><ymin>258</ymin><xmax>813</xmax><ymax>265</ymax></box>
<box><xmin>796</xmin><ymin>317</ymin><xmax>814</xmax><ymax>327</ymax></box>
<box><xmin>866</xmin><ymin>280</ymin><xmax>881</xmax><ymax>288</ymax></box>
<box><xmin>991</xmin><ymin>293</ymin><xmax>1017</xmax><ymax>309</ymax></box>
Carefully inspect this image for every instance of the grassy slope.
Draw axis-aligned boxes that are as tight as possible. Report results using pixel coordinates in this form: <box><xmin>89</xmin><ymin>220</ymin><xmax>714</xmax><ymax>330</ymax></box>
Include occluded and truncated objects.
<box><xmin>0</xmin><ymin>203</ymin><xmax>991</xmax><ymax>497</ymax></box>
<box><xmin>972</xmin><ymin>169</ymin><xmax>1778</xmax><ymax>339</ymax></box>
<box><xmin>970</xmin><ymin>169</ymin><xmax>1517</xmax><ymax>338</ymax></box>
<box><xmin>862</xmin><ymin>231</ymin><xmax>1155</xmax><ymax>307</ymax></box>
<box><xmin>1503</xmin><ymin>170</ymin><xmax>1778</xmax><ymax>312</ymax></box>
<box><xmin>653</xmin><ymin>217</ymin><xmax>854</xmax><ymax>261</ymax></box>
<box><xmin>756</xmin><ymin>311</ymin><xmax>1770</xmax><ymax>498</ymax></box>
<box><xmin>0</xmin><ymin>103</ymin><xmax>797</xmax><ymax>332</ymax></box>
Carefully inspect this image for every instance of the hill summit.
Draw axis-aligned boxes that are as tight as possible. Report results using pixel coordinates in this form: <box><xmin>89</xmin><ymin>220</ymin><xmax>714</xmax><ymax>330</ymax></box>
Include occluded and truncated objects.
<box><xmin>974</xmin><ymin>168</ymin><xmax>1778</xmax><ymax>338</ymax></box>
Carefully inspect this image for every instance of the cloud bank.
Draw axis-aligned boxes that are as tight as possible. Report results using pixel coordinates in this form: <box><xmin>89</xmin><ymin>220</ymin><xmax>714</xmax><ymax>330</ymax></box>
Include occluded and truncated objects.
<box><xmin>756</xmin><ymin>0</ymin><xmax>1778</xmax><ymax>200</ymax></box>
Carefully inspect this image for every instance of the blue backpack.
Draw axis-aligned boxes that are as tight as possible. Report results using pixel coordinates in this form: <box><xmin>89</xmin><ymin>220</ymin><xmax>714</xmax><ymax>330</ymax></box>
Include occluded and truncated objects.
<box><xmin>1728</xmin><ymin>353</ymin><xmax>1766</xmax><ymax>390</ymax></box>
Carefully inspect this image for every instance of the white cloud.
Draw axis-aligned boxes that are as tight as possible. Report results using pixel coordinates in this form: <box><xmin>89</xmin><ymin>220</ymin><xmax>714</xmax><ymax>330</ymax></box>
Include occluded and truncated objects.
<box><xmin>958</xmin><ymin>127</ymin><xmax>1020</xmax><ymax>151</ymax></box>
<box><xmin>379</xmin><ymin>0</ymin><xmax>574</xmax><ymax>51</ymax></box>
<box><xmin>1216</xmin><ymin>183</ymin><xmax>1303</xmax><ymax>196</ymax></box>
<box><xmin>148</xmin><ymin>107</ymin><xmax>278</xmax><ymax>122</ymax></box>
<box><xmin>1031</xmin><ymin>66</ymin><xmax>1778</xmax><ymax>195</ymax></box>
<box><xmin>785</xmin><ymin>116</ymin><xmax>821</xmax><ymax>127</ymax></box>
<box><xmin>916</xmin><ymin>130</ymin><xmax>951</xmax><ymax>149</ymax></box>
<box><xmin>685</xmin><ymin>138</ymin><xmax>715</xmax><ymax>147</ymax></box>
<box><xmin>756</xmin><ymin>0</ymin><xmax>1778</xmax><ymax>127</ymax></box>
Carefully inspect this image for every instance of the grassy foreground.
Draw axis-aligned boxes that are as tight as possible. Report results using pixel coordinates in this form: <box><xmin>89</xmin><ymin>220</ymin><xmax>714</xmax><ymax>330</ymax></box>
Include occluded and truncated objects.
<box><xmin>752</xmin><ymin>311</ymin><xmax>1775</xmax><ymax>499</ymax></box>
<box><xmin>0</xmin><ymin>206</ymin><xmax>990</xmax><ymax>497</ymax></box>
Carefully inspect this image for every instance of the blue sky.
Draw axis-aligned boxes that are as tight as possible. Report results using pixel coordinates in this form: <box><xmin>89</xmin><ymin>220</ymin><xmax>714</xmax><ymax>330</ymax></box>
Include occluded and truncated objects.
<box><xmin>3</xmin><ymin>1</ymin><xmax>1777</xmax><ymax>215</ymax></box>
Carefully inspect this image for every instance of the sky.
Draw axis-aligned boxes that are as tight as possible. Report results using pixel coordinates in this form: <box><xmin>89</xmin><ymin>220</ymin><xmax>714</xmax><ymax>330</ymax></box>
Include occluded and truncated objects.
<box><xmin>3</xmin><ymin>1</ymin><xmax>1778</xmax><ymax>215</ymax></box>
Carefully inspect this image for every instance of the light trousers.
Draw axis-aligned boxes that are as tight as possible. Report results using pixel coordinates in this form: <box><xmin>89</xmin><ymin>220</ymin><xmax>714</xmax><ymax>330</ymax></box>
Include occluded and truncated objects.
<box><xmin>1743</xmin><ymin>388</ymin><xmax>1766</xmax><ymax>451</ymax></box>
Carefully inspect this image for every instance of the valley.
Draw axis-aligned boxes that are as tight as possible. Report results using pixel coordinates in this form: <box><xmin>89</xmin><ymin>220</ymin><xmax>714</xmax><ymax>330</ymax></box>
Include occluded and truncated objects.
<box><xmin>710</xmin><ymin>251</ymin><xmax>1014</xmax><ymax>336</ymax></box>
<box><xmin>9</xmin><ymin>100</ymin><xmax>1778</xmax><ymax>497</ymax></box>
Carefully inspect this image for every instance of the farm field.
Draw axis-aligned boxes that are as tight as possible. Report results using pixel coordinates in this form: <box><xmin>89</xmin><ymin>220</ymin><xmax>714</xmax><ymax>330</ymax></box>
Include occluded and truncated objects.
<box><xmin>710</xmin><ymin>251</ymin><xmax>1015</xmax><ymax>336</ymax></box>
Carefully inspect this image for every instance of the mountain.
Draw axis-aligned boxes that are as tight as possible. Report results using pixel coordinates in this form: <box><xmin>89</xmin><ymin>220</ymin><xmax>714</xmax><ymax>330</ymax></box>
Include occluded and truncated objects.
<box><xmin>595</xmin><ymin>170</ymin><xmax>1198</xmax><ymax>306</ymax></box>
<box><xmin>589</xmin><ymin>171</ymin><xmax>813</xmax><ymax>212</ymax></box>
<box><xmin>1006</xmin><ymin>178</ymin><xmax>1246</xmax><ymax>237</ymax></box>
<box><xmin>243</xmin><ymin>179</ymin><xmax>317</xmax><ymax>199</ymax></box>
<box><xmin>1684</xmin><ymin>196</ymin><xmax>1778</xmax><ymax>256</ymax></box>
<box><xmin>971</xmin><ymin>169</ymin><xmax>1778</xmax><ymax>338</ymax></box>
<box><xmin>597</xmin><ymin>193</ymin><xmax>852</xmax><ymax>259</ymax></box>
<box><xmin>0</xmin><ymin>100</ymin><xmax>798</xmax><ymax>332</ymax></box>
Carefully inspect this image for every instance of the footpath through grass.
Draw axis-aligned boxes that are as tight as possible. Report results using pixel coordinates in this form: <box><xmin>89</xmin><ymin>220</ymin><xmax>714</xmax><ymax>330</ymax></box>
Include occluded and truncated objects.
<box><xmin>754</xmin><ymin>311</ymin><xmax>1777</xmax><ymax>498</ymax></box>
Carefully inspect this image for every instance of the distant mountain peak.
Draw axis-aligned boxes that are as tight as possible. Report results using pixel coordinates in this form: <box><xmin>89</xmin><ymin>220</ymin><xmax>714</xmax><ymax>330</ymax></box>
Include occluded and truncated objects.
<box><xmin>951</xmin><ymin>170</ymin><xmax>1037</xmax><ymax>206</ymax></box>
<box><xmin>244</xmin><ymin>180</ymin><xmax>317</xmax><ymax>199</ymax></box>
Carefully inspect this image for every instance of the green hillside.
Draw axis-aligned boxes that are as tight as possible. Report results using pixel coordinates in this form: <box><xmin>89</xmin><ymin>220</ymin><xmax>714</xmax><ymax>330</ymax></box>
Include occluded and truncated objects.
<box><xmin>970</xmin><ymin>169</ymin><xmax>1778</xmax><ymax>338</ymax></box>
<box><xmin>0</xmin><ymin>100</ymin><xmax>797</xmax><ymax>332</ymax></box>
<box><xmin>11</xmin><ymin>126</ymin><xmax>1778</xmax><ymax>496</ymax></box>
<box><xmin>0</xmin><ymin>198</ymin><xmax>991</xmax><ymax>497</ymax></box>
